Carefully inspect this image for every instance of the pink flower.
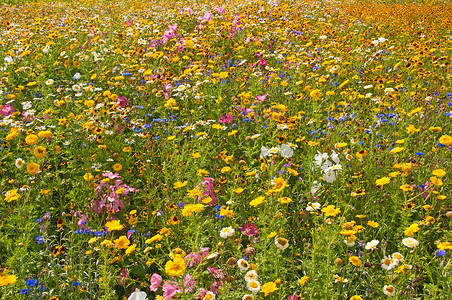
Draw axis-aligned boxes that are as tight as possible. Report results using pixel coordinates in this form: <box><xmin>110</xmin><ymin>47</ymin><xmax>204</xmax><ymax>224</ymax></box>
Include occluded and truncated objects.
<box><xmin>288</xmin><ymin>296</ymin><xmax>299</xmax><ymax>300</ymax></box>
<box><xmin>0</xmin><ymin>104</ymin><xmax>14</xmax><ymax>117</ymax></box>
<box><xmin>198</xmin><ymin>177</ymin><xmax>217</xmax><ymax>206</ymax></box>
<box><xmin>118</xmin><ymin>268</ymin><xmax>128</xmax><ymax>286</ymax></box>
<box><xmin>216</xmin><ymin>7</ymin><xmax>225</xmax><ymax>14</ymax></box>
<box><xmin>219</xmin><ymin>113</ymin><xmax>233</xmax><ymax>124</ymax></box>
<box><xmin>117</xmin><ymin>96</ymin><xmax>129</xmax><ymax>107</ymax></box>
<box><xmin>207</xmin><ymin>267</ymin><xmax>225</xmax><ymax>279</ymax></box>
<box><xmin>258</xmin><ymin>58</ymin><xmax>267</xmax><ymax>66</ymax></box>
<box><xmin>162</xmin><ymin>281</ymin><xmax>181</xmax><ymax>299</ymax></box>
<box><xmin>255</xmin><ymin>93</ymin><xmax>269</xmax><ymax>102</ymax></box>
<box><xmin>183</xmin><ymin>274</ymin><xmax>195</xmax><ymax>292</ymax></box>
<box><xmin>149</xmin><ymin>273</ymin><xmax>162</xmax><ymax>292</ymax></box>
<box><xmin>241</xmin><ymin>223</ymin><xmax>258</xmax><ymax>237</ymax></box>
<box><xmin>184</xmin><ymin>252</ymin><xmax>200</xmax><ymax>267</ymax></box>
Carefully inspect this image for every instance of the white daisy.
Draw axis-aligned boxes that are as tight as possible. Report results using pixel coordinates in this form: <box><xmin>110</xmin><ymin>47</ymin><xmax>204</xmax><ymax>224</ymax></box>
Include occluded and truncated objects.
<box><xmin>15</xmin><ymin>158</ymin><xmax>25</xmax><ymax>169</ymax></box>
<box><xmin>275</xmin><ymin>237</ymin><xmax>289</xmax><ymax>250</ymax></box>
<box><xmin>244</xmin><ymin>270</ymin><xmax>258</xmax><ymax>283</ymax></box>
<box><xmin>237</xmin><ymin>259</ymin><xmax>249</xmax><ymax>272</ymax></box>
<box><xmin>247</xmin><ymin>280</ymin><xmax>260</xmax><ymax>293</ymax></box>
<box><xmin>219</xmin><ymin>227</ymin><xmax>235</xmax><ymax>239</ymax></box>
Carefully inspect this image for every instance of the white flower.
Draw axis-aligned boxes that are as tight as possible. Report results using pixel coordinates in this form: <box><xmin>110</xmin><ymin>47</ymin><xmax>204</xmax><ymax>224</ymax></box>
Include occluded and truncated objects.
<box><xmin>381</xmin><ymin>256</ymin><xmax>397</xmax><ymax>270</ymax></box>
<box><xmin>402</xmin><ymin>237</ymin><xmax>419</xmax><ymax>248</ymax></box>
<box><xmin>206</xmin><ymin>252</ymin><xmax>219</xmax><ymax>260</ymax></box>
<box><xmin>365</xmin><ymin>240</ymin><xmax>380</xmax><ymax>250</ymax></box>
<box><xmin>72</xmin><ymin>85</ymin><xmax>81</xmax><ymax>92</ymax></box>
<box><xmin>244</xmin><ymin>270</ymin><xmax>258</xmax><ymax>283</ymax></box>
<box><xmin>237</xmin><ymin>258</ymin><xmax>249</xmax><ymax>271</ymax></box>
<box><xmin>383</xmin><ymin>285</ymin><xmax>395</xmax><ymax>296</ymax></box>
<box><xmin>73</xmin><ymin>72</ymin><xmax>81</xmax><ymax>80</ymax></box>
<box><xmin>392</xmin><ymin>252</ymin><xmax>404</xmax><ymax>262</ymax></box>
<box><xmin>175</xmin><ymin>84</ymin><xmax>186</xmax><ymax>92</ymax></box>
<box><xmin>280</xmin><ymin>144</ymin><xmax>294</xmax><ymax>158</ymax></box>
<box><xmin>311</xmin><ymin>181</ymin><xmax>322</xmax><ymax>194</ymax></box>
<box><xmin>363</xmin><ymin>84</ymin><xmax>373</xmax><ymax>89</ymax></box>
<box><xmin>242</xmin><ymin>295</ymin><xmax>254</xmax><ymax>300</ymax></box>
<box><xmin>128</xmin><ymin>288</ymin><xmax>148</xmax><ymax>300</ymax></box>
<box><xmin>45</xmin><ymin>79</ymin><xmax>54</xmax><ymax>86</ymax></box>
<box><xmin>384</xmin><ymin>87</ymin><xmax>395</xmax><ymax>95</ymax></box>
<box><xmin>277</xmin><ymin>124</ymin><xmax>287</xmax><ymax>130</ymax></box>
<box><xmin>344</xmin><ymin>239</ymin><xmax>355</xmax><ymax>247</ymax></box>
<box><xmin>306</xmin><ymin>202</ymin><xmax>321</xmax><ymax>211</ymax></box>
<box><xmin>247</xmin><ymin>280</ymin><xmax>261</xmax><ymax>293</ymax></box>
<box><xmin>4</xmin><ymin>56</ymin><xmax>13</xmax><ymax>63</ymax></box>
<box><xmin>219</xmin><ymin>227</ymin><xmax>235</xmax><ymax>238</ymax></box>
<box><xmin>275</xmin><ymin>237</ymin><xmax>289</xmax><ymax>250</ymax></box>
<box><xmin>378</xmin><ymin>37</ymin><xmax>387</xmax><ymax>43</ymax></box>
<box><xmin>15</xmin><ymin>158</ymin><xmax>25</xmax><ymax>169</ymax></box>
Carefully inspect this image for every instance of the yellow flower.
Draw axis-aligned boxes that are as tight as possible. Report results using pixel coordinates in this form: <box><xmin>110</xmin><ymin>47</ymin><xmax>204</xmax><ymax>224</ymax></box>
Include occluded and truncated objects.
<box><xmin>390</xmin><ymin>147</ymin><xmax>404</xmax><ymax>154</ymax></box>
<box><xmin>105</xmin><ymin>220</ymin><xmax>124</xmax><ymax>231</ymax></box>
<box><xmin>404</xmin><ymin>224</ymin><xmax>420</xmax><ymax>236</ymax></box>
<box><xmin>375</xmin><ymin>177</ymin><xmax>390</xmax><ymax>186</ymax></box>
<box><xmin>25</xmin><ymin>134</ymin><xmax>39</xmax><ymax>145</ymax></box>
<box><xmin>6</xmin><ymin>132</ymin><xmax>18</xmax><ymax>140</ymax></box>
<box><xmin>439</xmin><ymin>135</ymin><xmax>452</xmax><ymax>145</ymax></box>
<box><xmin>165</xmin><ymin>257</ymin><xmax>186</xmax><ymax>277</ymax></box>
<box><xmin>122</xmin><ymin>146</ymin><xmax>132</xmax><ymax>152</ymax></box>
<box><xmin>260</xmin><ymin>282</ymin><xmax>278</xmax><ymax>296</ymax></box>
<box><xmin>33</xmin><ymin>146</ymin><xmax>46</xmax><ymax>159</ymax></box>
<box><xmin>167</xmin><ymin>135</ymin><xmax>176</xmax><ymax>141</ymax></box>
<box><xmin>219</xmin><ymin>207</ymin><xmax>233</xmax><ymax>217</ymax></box>
<box><xmin>299</xmin><ymin>276</ymin><xmax>309</xmax><ymax>287</ymax></box>
<box><xmin>349</xmin><ymin>256</ymin><xmax>362</xmax><ymax>267</ymax></box>
<box><xmin>0</xmin><ymin>274</ymin><xmax>17</xmax><ymax>286</ymax></box>
<box><xmin>4</xmin><ymin>189</ymin><xmax>20</xmax><ymax>202</ymax></box>
<box><xmin>38</xmin><ymin>131</ymin><xmax>52</xmax><ymax>138</ymax></box>
<box><xmin>321</xmin><ymin>205</ymin><xmax>341</xmax><ymax>217</ymax></box>
<box><xmin>114</xmin><ymin>236</ymin><xmax>130</xmax><ymax>249</ymax></box>
<box><xmin>428</xmin><ymin>127</ymin><xmax>442</xmax><ymax>133</ymax></box>
<box><xmin>310</xmin><ymin>89</ymin><xmax>323</xmax><ymax>98</ymax></box>
<box><xmin>432</xmin><ymin>169</ymin><xmax>446</xmax><ymax>177</ymax></box>
<box><xmin>100</xmin><ymin>239</ymin><xmax>114</xmax><ymax>248</ymax></box>
<box><xmin>220</xmin><ymin>166</ymin><xmax>231</xmax><ymax>173</ymax></box>
<box><xmin>173</xmin><ymin>181</ymin><xmax>188</xmax><ymax>189</ymax></box>
<box><xmin>437</xmin><ymin>242</ymin><xmax>452</xmax><ymax>250</ymax></box>
<box><xmin>145</xmin><ymin>234</ymin><xmax>163</xmax><ymax>244</ymax></box>
<box><xmin>192</xmin><ymin>153</ymin><xmax>201</xmax><ymax>159</ymax></box>
<box><xmin>197</xmin><ymin>169</ymin><xmax>209</xmax><ymax>176</ymax></box>
<box><xmin>406</xmin><ymin>125</ymin><xmax>419</xmax><ymax>134</ymax></box>
<box><xmin>272</xmin><ymin>177</ymin><xmax>288</xmax><ymax>192</ymax></box>
<box><xmin>83</xmin><ymin>173</ymin><xmax>94</xmax><ymax>182</ymax></box>
<box><xmin>26</xmin><ymin>162</ymin><xmax>40</xmax><ymax>175</ymax></box>
<box><xmin>430</xmin><ymin>177</ymin><xmax>443</xmax><ymax>186</ymax></box>
<box><xmin>400</xmin><ymin>184</ymin><xmax>413</xmax><ymax>192</ymax></box>
<box><xmin>249</xmin><ymin>196</ymin><xmax>265</xmax><ymax>207</ymax></box>
<box><xmin>367</xmin><ymin>220</ymin><xmax>379</xmax><ymax>228</ymax></box>
<box><xmin>278</xmin><ymin>197</ymin><xmax>292</xmax><ymax>204</ymax></box>
<box><xmin>125</xmin><ymin>244</ymin><xmax>137</xmax><ymax>256</ymax></box>
<box><xmin>181</xmin><ymin>204</ymin><xmax>204</xmax><ymax>217</ymax></box>
<box><xmin>112</xmin><ymin>163</ymin><xmax>122</xmax><ymax>172</ymax></box>
<box><xmin>350</xmin><ymin>296</ymin><xmax>363</xmax><ymax>300</ymax></box>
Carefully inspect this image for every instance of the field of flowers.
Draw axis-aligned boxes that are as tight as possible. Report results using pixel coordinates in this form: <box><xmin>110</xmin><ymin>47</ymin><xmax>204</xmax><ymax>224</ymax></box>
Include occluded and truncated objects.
<box><xmin>0</xmin><ymin>0</ymin><xmax>451</xmax><ymax>299</ymax></box>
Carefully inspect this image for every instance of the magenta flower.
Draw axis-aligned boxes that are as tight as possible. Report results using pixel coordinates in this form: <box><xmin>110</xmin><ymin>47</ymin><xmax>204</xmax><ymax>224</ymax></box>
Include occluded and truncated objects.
<box><xmin>241</xmin><ymin>223</ymin><xmax>258</xmax><ymax>237</ymax></box>
<box><xmin>0</xmin><ymin>104</ymin><xmax>14</xmax><ymax>117</ymax></box>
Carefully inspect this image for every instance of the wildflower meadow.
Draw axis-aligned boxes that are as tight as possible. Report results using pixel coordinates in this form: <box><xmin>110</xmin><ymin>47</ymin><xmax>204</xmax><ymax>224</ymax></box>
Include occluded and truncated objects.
<box><xmin>0</xmin><ymin>0</ymin><xmax>451</xmax><ymax>299</ymax></box>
